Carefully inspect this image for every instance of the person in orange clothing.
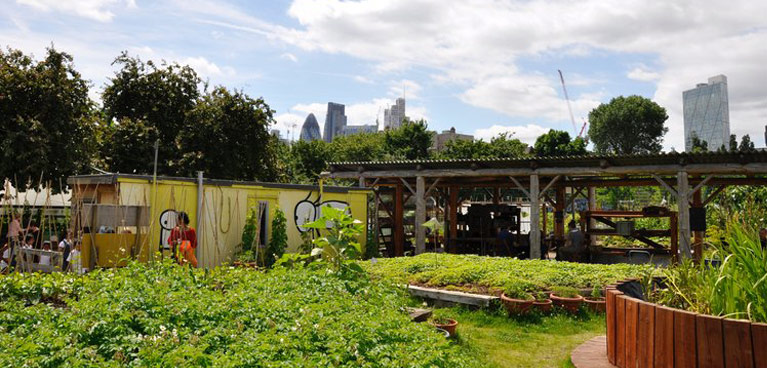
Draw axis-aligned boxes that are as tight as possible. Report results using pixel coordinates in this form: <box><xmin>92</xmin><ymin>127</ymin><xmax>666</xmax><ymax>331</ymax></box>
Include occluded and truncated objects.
<box><xmin>167</xmin><ymin>211</ymin><xmax>198</xmax><ymax>267</ymax></box>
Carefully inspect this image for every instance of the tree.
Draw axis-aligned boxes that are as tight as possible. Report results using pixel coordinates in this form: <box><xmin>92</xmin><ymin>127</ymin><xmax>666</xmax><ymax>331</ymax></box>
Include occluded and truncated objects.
<box><xmin>176</xmin><ymin>87</ymin><xmax>278</xmax><ymax>181</ymax></box>
<box><xmin>438</xmin><ymin>132</ymin><xmax>529</xmax><ymax>159</ymax></box>
<box><xmin>689</xmin><ymin>132</ymin><xmax>709</xmax><ymax>153</ymax></box>
<box><xmin>290</xmin><ymin>139</ymin><xmax>334</xmax><ymax>183</ymax></box>
<box><xmin>102</xmin><ymin>52</ymin><xmax>201</xmax><ymax>174</ymax></box>
<box><xmin>384</xmin><ymin>118</ymin><xmax>434</xmax><ymax>160</ymax></box>
<box><xmin>739</xmin><ymin>134</ymin><xmax>755</xmax><ymax>152</ymax></box>
<box><xmin>487</xmin><ymin>133</ymin><xmax>530</xmax><ymax>158</ymax></box>
<box><xmin>587</xmin><ymin>95</ymin><xmax>668</xmax><ymax>154</ymax></box>
<box><xmin>0</xmin><ymin>47</ymin><xmax>97</xmax><ymax>192</ymax></box>
<box><xmin>534</xmin><ymin>129</ymin><xmax>588</xmax><ymax>156</ymax></box>
<box><xmin>101</xmin><ymin>118</ymin><xmax>160</xmax><ymax>173</ymax></box>
<box><xmin>729</xmin><ymin>134</ymin><xmax>738</xmax><ymax>152</ymax></box>
<box><xmin>330</xmin><ymin>132</ymin><xmax>386</xmax><ymax>162</ymax></box>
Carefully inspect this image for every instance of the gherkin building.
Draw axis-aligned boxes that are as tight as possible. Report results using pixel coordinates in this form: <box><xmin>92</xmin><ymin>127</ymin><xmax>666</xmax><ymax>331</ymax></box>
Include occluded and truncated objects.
<box><xmin>300</xmin><ymin>113</ymin><xmax>321</xmax><ymax>141</ymax></box>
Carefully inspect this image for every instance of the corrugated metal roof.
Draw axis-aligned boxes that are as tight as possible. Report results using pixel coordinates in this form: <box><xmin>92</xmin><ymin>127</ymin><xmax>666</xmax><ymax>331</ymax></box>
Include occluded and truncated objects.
<box><xmin>327</xmin><ymin>150</ymin><xmax>767</xmax><ymax>173</ymax></box>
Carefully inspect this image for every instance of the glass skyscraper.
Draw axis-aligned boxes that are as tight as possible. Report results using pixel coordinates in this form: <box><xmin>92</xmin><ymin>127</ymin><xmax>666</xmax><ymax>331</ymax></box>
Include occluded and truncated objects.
<box><xmin>682</xmin><ymin>75</ymin><xmax>730</xmax><ymax>151</ymax></box>
<box><xmin>299</xmin><ymin>113</ymin><xmax>321</xmax><ymax>141</ymax></box>
<box><xmin>323</xmin><ymin>102</ymin><xmax>347</xmax><ymax>142</ymax></box>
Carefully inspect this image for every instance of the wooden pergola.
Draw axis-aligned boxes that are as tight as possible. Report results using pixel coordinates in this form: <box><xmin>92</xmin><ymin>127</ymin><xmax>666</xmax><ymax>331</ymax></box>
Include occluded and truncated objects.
<box><xmin>322</xmin><ymin>151</ymin><xmax>767</xmax><ymax>261</ymax></box>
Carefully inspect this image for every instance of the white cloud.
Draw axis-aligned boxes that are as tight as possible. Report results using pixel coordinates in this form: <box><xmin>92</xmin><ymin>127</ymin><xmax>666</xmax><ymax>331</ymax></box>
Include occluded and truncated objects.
<box><xmin>16</xmin><ymin>0</ymin><xmax>133</xmax><ymax>22</ymax></box>
<box><xmin>388</xmin><ymin>79</ymin><xmax>421</xmax><ymax>99</ymax></box>
<box><xmin>280</xmin><ymin>53</ymin><xmax>298</xmax><ymax>63</ymax></box>
<box><xmin>627</xmin><ymin>66</ymin><xmax>660</xmax><ymax>82</ymax></box>
<box><xmin>473</xmin><ymin>124</ymin><xmax>550</xmax><ymax>145</ymax></box>
<box><xmin>181</xmin><ymin>56</ymin><xmax>236</xmax><ymax>78</ymax></box>
<box><xmin>353</xmin><ymin>75</ymin><xmax>373</xmax><ymax>84</ymax></box>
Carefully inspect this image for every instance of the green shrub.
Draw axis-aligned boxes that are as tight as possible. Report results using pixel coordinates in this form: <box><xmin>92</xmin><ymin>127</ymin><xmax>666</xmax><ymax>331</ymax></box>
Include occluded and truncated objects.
<box><xmin>503</xmin><ymin>282</ymin><xmax>533</xmax><ymax>301</ymax></box>
<box><xmin>265</xmin><ymin>208</ymin><xmax>287</xmax><ymax>268</ymax></box>
<box><xmin>551</xmin><ymin>286</ymin><xmax>580</xmax><ymax>298</ymax></box>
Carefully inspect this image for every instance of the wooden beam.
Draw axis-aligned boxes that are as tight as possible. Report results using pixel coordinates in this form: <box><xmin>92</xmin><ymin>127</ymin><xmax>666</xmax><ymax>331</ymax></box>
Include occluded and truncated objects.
<box><xmin>509</xmin><ymin>176</ymin><xmax>531</xmax><ymax>198</ymax></box>
<box><xmin>449</xmin><ymin>186</ymin><xmax>458</xmax><ymax>253</ymax></box>
<box><xmin>688</xmin><ymin>175</ymin><xmax>713</xmax><ymax>199</ymax></box>
<box><xmin>652</xmin><ymin>174</ymin><xmax>679</xmax><ymax>198</ymax></box>
<box><xmin>394</xmin><ymin>183</ymin><xmax>404</xmax><ymax>257</ymax></box>
<box><xmin>425</xmin><ymin>178</ymin><xmax>441</xmax><ymax>198</ymax></box>
<box><xmin>415</xmin><ymin>176</ymin><xmax>426</xmax><ymax>255</ymax></box>
<box><xmin>555</xmin><ymin>187</ymin><xmax>566</xmax><ymax>240</ymax></box>
<box><xmin>692</xmin><ymin>190</ymin><xmax>703</xmax><ymax>263</ymax></box>
<box><xmin>677</xmin><ymin>171</ymin><xmax>692</xmax><ymax>259</ymax></box>
<box><xmin>588</xmin><ymin>187</ymin><xmax>597</xmax><ymax>231</ymax></box>
<box><xmin>530</xmin><ymin>174</ymin><xmax>541</xmax><ymax>259</ymax></box>
<box><xmin>539</xmin><ymin>174</ymin><xmax>561</xmax><ymax>197</ymax></box>
<box><xmin>703</xmin><ymin>185</ymin><xmax>727</xmax><ymax>206</ymax></box>
<box><xmin>400</xmin><ymin>178</ymin><xmax>416</xmax><ymax>196</ymax></box>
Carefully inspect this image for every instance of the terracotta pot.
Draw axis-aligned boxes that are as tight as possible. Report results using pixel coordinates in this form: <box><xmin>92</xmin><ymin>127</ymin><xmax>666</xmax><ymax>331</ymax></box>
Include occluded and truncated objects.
<box><xmin>532</xmin><ymin>299</ymin><xmax>553</xmax><ymax>314</ymax></box>
<box><xmin>500</xmin><ymin>293</ymin><xmax>534</xmax><ymax>315</ymax></box>
<box><xmin>584</xmin><ymin>297</ymin><xmax>606</xmax><ymax>313</ymax></box>
<box><xmin>432</xmin><ymin>318</ymin><xmax>458</xmax><ymax>336</ymax></box>
<box><xmin>550</xmin><ymin>293</ymin><xmax>584</xmax><ymax>313</ymax></box>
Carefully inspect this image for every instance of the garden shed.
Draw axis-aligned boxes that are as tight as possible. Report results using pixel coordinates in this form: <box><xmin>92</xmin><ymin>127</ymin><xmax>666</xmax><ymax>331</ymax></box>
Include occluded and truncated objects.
<box><xmin>67</xmin><ymin>174</ymin><xmax>369</xmax><ymax>269</ymax></box>
<box><xmin>322</xmin><ymin>151</ymin><xmax>767</xmax><ymax>262</ymax></box>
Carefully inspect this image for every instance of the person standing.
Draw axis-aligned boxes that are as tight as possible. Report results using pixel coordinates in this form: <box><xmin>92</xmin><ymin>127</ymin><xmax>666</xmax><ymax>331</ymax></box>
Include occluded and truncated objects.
<box><xmin>167</xmin><ymin>212</ymin><xmax>198</xmax><ymax>268</ymax></box>
<box><xmin>558</xmin><ymin>221</ymin><xmax>586</xmax><ymax>262</ymax></box>
<box><xmin>58</xmin><ymin>230</ymin><xmax>73</xmax><ymax>271</ymax></box>
<box><xmin>67</xmin><ymin>241</ymin><xmax>84</xmax><ymax>274</ymax></box>
<box><xmin>7</xmin><ymin>212</ymin><xmax>21</xmax><ymax>246</ymax></box>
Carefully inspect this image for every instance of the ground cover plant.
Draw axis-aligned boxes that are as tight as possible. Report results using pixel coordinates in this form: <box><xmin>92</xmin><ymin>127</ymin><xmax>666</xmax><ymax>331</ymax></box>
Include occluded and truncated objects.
<box><xmin>0</xmin><ymin>260</ymin><xmax>479</xmax><ymax>367</ymax></box>
<box><xmin>364</xmin><ymin>254</ymin><xmax>652</xmax><ymax>295</ymax></box>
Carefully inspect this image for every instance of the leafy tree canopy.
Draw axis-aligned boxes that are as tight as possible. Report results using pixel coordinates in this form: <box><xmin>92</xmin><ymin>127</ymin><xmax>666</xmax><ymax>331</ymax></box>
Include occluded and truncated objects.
<box><xmin>533</xmin><ymin>129</ymin><xmax>588</xmax><ymax>156</ymax></box>
<box><xmin>438</xmin><ymin>132</ymin><xmax>529</xmax><ymax>159</ymax></box>
<box><xmin>384</xmin><ymin>118</ymin><xmax>433</xmax><ymax>160</ymax></box>
<box><xmin>588</xmin><ymin>95</ymin><xmax>668</xmax><ymax>155</ymax></box>
<box><xmin>0</xmin><ymin>47</ymin><xmax>97</xmax><ymax>192</ymax></box>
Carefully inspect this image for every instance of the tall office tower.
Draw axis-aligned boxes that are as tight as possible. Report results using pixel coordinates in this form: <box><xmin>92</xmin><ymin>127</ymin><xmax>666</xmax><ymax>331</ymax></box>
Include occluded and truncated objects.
<box><xmin>683</xmin><ymin>75</ymin><xmax>730</xmax><ymax>151</ymax></box>
<box><xmin>299</xmin><ymin>113</ymin><xmax>321</xmax><ymax>141</ymax></box>
<box><xmin>323</xmin><ymin>102</ymin><xmax>347</xmax><ymax>142</ymax></box>
<box><xmin>383</xmin><ymin>98</ymin><xmax>407</xmax><ymax>129</ymax></box>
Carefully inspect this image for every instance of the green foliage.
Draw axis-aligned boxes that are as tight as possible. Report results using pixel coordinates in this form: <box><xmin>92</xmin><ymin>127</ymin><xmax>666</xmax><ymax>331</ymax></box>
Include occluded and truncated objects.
<box><xmin>689</xmin><ymin>132</ymin><xmax>709</xmax><ymax>153</ymax></box>
<box><xmin>438</xmin><ymin>132</ymin><xmax>529</xmax><ymax>159</ymax></box>
<box><xmin>738</xmin><ymin>134</ymin><xmax>756</xmax><ymax>152</ymax></box>
<box><xmin>289</xmin><ymin>139</ymin><xmax>334</xmax><ymax>183</ymax></box>
<box><xmin>0</xmin><ymin>47</ymin><xmax>97</xmax><ymax>192</ymax></box>
<box><xmin>332</xmin><ymin>132</ymin><xmax>387</xmax><ymax>162</ymax></box>
<box><xmin>651</xmin><ymin>218</ymin><xmax>767</xmax><ymax>322</ymax></box>
<box><xmin>303</xmin><ymin>205</ymin><xmax>365</xmax><ymax>275</ymax></box>
<box><xmin>551</xmin><ymin>286</ymin><xmax>580</xmax><ymax>298</ymax></box>
<box><xmin>102</xmin><ymin>52</ymin><xmax>201</xmax><ymax>175</ymax></box>
<box><xmin>177</xmin><ymin>87</ymin><xmax>279</xmax><ymax>181</ymax></box>
<box><xmin>266</xmin><ymin>209</ymin><xmax>288</xmax><ymax>268</ymax></box>
<box><xmin>240</xmin><ymin>208</ymin><xmax>258</xmax><ymax>253</ymax></box>
<box><xmin>100</xmin><ymin>118</ymin><xmax>160</xmax><ymax>174</ymax></box>
<box><xmin>0</xmin><ymin>261</ymin><xmax>478</xmax><ymax>367</ymax></box>
<box><xmin>534</xmin><ymin>129</ymin><xmax>588</xmax><ymax>157</ymax></box>
<box><xmin>364</xmin><ymin>254</ymin><xmax>652</xmax><ymax>293</ymax></box>
<box><xmin>588</xmin><ymin>95</ymin><xmax>668</xmax><ymax>154</ymax></box>
<box><xmin>503</xmin><ymin>282</ymin><xmax>534</xmax><ymax>300</ymax></box>
<box><xmin>590</xmin><ymin>285</ymin><xmax>603</xmax><ymax>299</ymax></box>
<box><xmin>383</xmin><ymin>118</ymin><xmax>433</xmax><ymax>160</ymax></box>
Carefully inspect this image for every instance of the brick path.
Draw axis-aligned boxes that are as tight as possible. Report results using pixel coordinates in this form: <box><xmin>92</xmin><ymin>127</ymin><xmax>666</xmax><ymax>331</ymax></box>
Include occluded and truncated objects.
<box><xmin>570</xmin><ymin>335</ymin><xmax>616</xmax><ymax>368</ymax></box>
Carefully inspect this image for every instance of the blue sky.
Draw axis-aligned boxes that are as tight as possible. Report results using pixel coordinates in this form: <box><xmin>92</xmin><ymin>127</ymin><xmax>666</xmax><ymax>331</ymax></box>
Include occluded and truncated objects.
<box><xmin>2</xmin><ymin>0</ymin><xmax>766</xmax><ymax>149</ymax></box>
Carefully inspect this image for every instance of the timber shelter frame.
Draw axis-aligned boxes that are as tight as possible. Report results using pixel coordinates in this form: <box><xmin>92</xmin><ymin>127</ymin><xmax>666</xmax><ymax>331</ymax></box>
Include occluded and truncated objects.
<box><xmin>322</xmin><ymin>151</ymin><xmax>767</xmax><ymax>262</ymax></box>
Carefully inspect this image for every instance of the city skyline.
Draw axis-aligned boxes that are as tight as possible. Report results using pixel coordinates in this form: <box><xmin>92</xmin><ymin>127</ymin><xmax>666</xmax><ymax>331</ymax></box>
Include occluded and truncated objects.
<box><xmin>2</xmin><ymin>1</ymin><xmax>766</xmax><ymax>149</ymax></box>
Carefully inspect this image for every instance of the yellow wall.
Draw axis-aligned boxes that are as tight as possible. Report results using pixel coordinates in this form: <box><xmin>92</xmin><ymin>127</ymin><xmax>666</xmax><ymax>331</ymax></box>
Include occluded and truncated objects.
<box><xmin>100</xmin><ymin>178</ymin><xmax>369</xmax><ymax>268</ymax></box>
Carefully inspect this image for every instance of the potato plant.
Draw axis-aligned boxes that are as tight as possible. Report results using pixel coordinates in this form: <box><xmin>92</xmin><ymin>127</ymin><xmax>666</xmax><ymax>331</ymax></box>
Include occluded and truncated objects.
<box><xmin>0</xmin><ymin>260</ymin><xmax>479</xmax><ymax>367</ymax></box>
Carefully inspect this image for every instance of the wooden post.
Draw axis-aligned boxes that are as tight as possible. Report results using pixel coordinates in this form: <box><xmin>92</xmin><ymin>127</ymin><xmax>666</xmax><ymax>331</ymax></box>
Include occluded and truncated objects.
<box><xmin>692</xmin><ymin>190</ymin><xmax>703</xmax><ymax>263</ymax></box>
<box><xmin>588</xmin><ymin>186</ymin><xmax>596</xmax><ymax>228</ymax></box>
<box><xmin>677</xmin><ymin>171</ymin><xmax>692</xmax><ymax>259</ymax></box>
<box><xmin>394</xmin><ymin>183</ymin><xmax>404</xmax><ymax>257</ymax></box>
<box><xmin>449</xmin><ymin>186</ymin><xmax>458</xmax><ymax>253</ymax></box>
<box><xmin>530</xmin><ymin>174</ymin><xmax>541</xmax><ymax>259</ymax></box>
<box><xmin>415</xmin><ymin>176</ymin><xmax>426</xmax><ymax>254</ymax></box>
<box><xmin>555</xmin><ymin>186</ymin><xmax>566</xmax><ymax>241</ymax></box>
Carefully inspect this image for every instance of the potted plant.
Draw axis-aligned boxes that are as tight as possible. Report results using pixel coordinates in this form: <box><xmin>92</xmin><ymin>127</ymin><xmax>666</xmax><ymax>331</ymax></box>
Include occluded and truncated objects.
<box><xmin>430</xmin><ymin>316</ymin><xmax>458</xmax><ymax>336</ymax></box>
<box><xmin>532</xmin><ymin>291</ymin><xmax>553</xmax><ymax>313</ymax></box>
<box><xmin>584</xmin><ymin>285</ymin><xmax>606</xmax><ymax>313</ymax></box>
<box><xmin>550</xmin><ymin>286</ymin><xmax>584</xmax><ymax>313</ymax></box>
<box><xmin>500</xmin><ymin>283</ymin><xmax>535</xmax><ymax>315</ymax></box>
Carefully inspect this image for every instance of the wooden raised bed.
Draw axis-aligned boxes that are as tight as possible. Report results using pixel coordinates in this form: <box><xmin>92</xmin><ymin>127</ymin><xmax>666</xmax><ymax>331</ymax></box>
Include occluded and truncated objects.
<box><xmin>606</xmin><ymin>281</ymin><xmax>765</xmax><ymax>368</ymax></box>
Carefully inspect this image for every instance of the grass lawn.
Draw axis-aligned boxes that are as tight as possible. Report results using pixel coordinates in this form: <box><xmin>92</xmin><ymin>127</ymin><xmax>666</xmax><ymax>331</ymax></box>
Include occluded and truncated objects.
<box><xmin>434</xmin><ymin>307</ymin><xmax>605</xmax><ymax>368</ymax></box>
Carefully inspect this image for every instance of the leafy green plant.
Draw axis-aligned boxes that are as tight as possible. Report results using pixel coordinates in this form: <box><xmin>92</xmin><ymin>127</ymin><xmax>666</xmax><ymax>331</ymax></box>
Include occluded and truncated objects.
<box><xmin>302</xmin><ymin>205</ymin><xmax>364</xmax><ymax>275</ymax></box>
<box><xmin>503</xmin><ymin>282</ymin><xmax>534</xmax><ymax>301</ymax></box>
<box><xmin>265</xmin><ymin>208</ymin><xmax>287</xmax><ymax>268</ymax></box>
<box><xmin>551</xmin><ymin>286</ymin><xmax>580</xmax><ymax>298</ymax></box>
<box><xmin>590</xmin><ymin>285</ymin><xmax>603</xmax><ymax>299</ymax></box>
<box><xmin>240</xmin><ymin>208</ymin><xmax>258</xmax><ymax>253</ymax></box>
<box><xmin>534</xmin><ymin>291</ymin><xmax>550</xmax><ymax>302</ymax></box>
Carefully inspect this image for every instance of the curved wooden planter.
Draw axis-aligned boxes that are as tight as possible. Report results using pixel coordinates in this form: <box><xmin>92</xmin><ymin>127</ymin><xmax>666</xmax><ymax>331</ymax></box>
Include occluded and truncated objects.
<box><xmin>500</xmin><ymin>293</ymin><xmax>534</xmax><ymax>315</ymax></box>
<box><xmin>550</xmin><ymin>294</ymin><xmax>584</xmax><ymax>313</ymax></box>
<box><xmin>606</xmin><ymin>281</ymin><xmax>767</xmax><ymax>368</ymax></box>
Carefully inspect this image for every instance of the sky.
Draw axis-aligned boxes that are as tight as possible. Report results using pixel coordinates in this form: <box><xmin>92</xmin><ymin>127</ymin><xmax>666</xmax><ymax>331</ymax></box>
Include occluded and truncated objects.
<box><xmin>2</xmin><ymin>0</ymin><xmax>766</xmax><ymax>150</ymax></box>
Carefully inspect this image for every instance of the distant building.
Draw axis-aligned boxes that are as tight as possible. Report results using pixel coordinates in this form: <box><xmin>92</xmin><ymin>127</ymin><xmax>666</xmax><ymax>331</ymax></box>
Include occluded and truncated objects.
<box><xmin>683</xmin><ymin>75</ymin><xmax>730</xmax><ymax>151</ymax></box>
<box><xmin>299</xmin><ymin>113</ymin><xmax>321</xmax><ymax>141</ymax></box>
<box><xmin>432</xmin><ymin>127</ymin><xmax>474</xmax><ymax>151</ymax></box>
<box><xmin>764</xmin><ymin>125</ymin><xmax>766</xmax><ymax>147</ymax></box>
<box><xmin>383</xmin><ymin>98</ymin><xmax>407</xmax><ymax>130</ymax></box>
<box><xmin>340</xmin><ymin>124</ymin><xmax>378</xmax><ymax>136</ymax></box>
<box><xmin>270</xmin><ymin>129</ymin><xmax>289</xmax><ymax>144</ymax></box>
<box><xmin>323</xmin><ymin>102</ymin><xmax>347</xmax><ymax>142</ymax></box>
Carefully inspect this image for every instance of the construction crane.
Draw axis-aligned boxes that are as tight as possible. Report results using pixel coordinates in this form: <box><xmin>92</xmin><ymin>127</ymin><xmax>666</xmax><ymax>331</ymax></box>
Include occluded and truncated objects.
<box><xmin>578</xmin><ymin>118</ymin><xmax>589</xmax><ymax>141</ymax></box>
<box><xmin>558</xmin><ymin>69</ymin><xmax>577</xmax><ymax>134</ymax></box>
